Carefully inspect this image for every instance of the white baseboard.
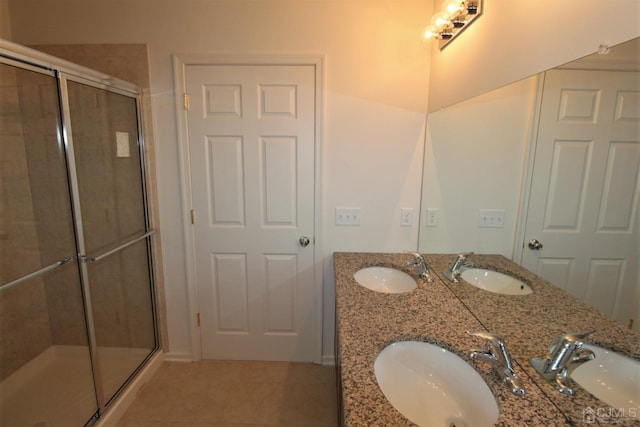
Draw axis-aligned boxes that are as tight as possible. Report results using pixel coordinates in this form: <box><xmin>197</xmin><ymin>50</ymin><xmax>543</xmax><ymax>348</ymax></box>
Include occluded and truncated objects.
<box><xmin>163</xmin><ymin>351</ymin><xmax>195</xmax><ymax>362</ymax></box>
<box><xmin>322</xmin><ymin>354</ymin><xmax>335</xmax><ymax>366</ymax></box>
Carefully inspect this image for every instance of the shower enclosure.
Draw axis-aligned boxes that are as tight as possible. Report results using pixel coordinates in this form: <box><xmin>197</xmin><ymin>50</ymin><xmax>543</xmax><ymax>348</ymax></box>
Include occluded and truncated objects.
<box><xmin>0</xmin><ymin>43</ymin><xmax>158</xmax><ymax>426</ymax></box>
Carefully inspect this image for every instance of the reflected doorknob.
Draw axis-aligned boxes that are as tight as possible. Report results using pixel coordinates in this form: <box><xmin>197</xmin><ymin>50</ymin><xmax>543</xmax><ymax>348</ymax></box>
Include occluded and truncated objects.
<box><xmin>299</xmin><ymin>236</ymin><xmax>311</xmax><ymax>247</ymax></box>
<box><xmin>528</xmin><ymin>239</ymin><xmax>543</xmax><ymax>250</ymax></box>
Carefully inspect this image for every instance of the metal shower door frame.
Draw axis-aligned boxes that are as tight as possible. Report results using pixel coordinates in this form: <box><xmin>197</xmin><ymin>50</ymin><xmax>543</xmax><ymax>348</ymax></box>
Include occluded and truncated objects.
<box><xmin>0</xmin><ymin>40</ymin><xmax>160</xmax><ymax>423</ymax></box>
<box><xmin>57</xmin><ymin>70</ymin><xmax>159</xmax><ymax>416</ymax></box>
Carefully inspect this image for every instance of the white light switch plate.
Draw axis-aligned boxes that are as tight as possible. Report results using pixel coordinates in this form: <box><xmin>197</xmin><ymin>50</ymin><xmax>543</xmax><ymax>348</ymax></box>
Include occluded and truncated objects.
<box><xmin>335</xmin><ymin>207</ymin><xmax>361</xmax><ymax>225</ymax></box>
<box><xmin>479</xmin><ymin>209</ymin><xmax>505</xmax><ymax>228</ymax></box>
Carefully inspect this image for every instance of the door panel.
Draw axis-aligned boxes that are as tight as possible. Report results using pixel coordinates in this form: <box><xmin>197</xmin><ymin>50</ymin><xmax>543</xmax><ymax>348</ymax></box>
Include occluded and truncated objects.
<box><xmin>206</xmin><ymin>136</ymin><xmax>245</xmax><ymax>225</ymax></box>
<box><xmin>544</xmin><ymin>140</ymin><xmax>592</xmax><ymax>230</ymax></box>
<box><xmin>186</xmin><ymin>64</ymin><xmax>316</xmax><ymax>361</ymax></box>
<box><xmin>523</xmin><ymin>69</ymin><xmax>639</xmax><ymax>327</ymax></box>
<box><xmin>262</xmin><ymin>136</ymin><xmax>297</xmax><ymax>225</ymax></box>
<box><xmin>585</xmin><ymin>259</ymin><xmax>625</xmax><ymax>315</ymax></box>
<box><xmin>211</xmin><ymin>253</ymin><xmax>249</xmax><ymax>333</ymax></box>
<box><xmin>598</xmin><ymin>141</ymin><xmax>639</xmax><ymax>231</ymax></box>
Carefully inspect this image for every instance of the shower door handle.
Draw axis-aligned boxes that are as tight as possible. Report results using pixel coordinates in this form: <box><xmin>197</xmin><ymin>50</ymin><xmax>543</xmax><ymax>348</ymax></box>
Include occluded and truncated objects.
<box><xmin>0</xmin><ymin>255</ymin><xmax>76</xmax><ymax>291</ymax></box>
<box><xmin>80</xmin><ymin>230</ymin><xmax>156</xmax><ymax>263</ymax></box>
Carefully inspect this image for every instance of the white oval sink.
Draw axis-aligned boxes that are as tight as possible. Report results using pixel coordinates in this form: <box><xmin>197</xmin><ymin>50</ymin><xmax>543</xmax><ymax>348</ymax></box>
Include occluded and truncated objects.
<box><xmin>374</xmin><ymin>341</ymin><xmax>499</xmax><ymax>427</ymax></box>
<box><xmin>353</xmin><ymin>267</ymin><xmax>417</xmax><ymax>293</ymax></box>
<box><xmin>572</xmin><ymin>344</ymin><xmax>640</xmax><ymax>414</ymax></box>
<box><xmin>461</xmin><ymin>268</ymin><xmax>532</xmax><ymax>295</ymax></box>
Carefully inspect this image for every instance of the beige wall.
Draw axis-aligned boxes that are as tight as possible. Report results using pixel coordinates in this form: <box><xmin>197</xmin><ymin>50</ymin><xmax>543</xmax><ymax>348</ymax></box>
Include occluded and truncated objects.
<box><xmin>8</xmin><ymin>0</ymin><xmax>638</xmax><ymax>362</ymax></box>
<box><xmin>427</xmin><ymin>0</ymin><xmax>640</xmax><ymax>111</ymax></box>
<box><xmin>419</xmin><ymin>76</ymin><xmax>537</xmax><ymax>255</ymax></box>
<box><xmin>8</xmin><ymin>0</ymin><xmax>431</xmax><ymax>361</ymax></box>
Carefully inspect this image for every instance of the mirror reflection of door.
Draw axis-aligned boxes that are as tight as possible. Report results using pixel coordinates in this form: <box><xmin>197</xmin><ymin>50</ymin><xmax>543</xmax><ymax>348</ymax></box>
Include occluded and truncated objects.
<box><xmin>522</xmin><ymin>69</ymin><xmax>639</xmax><ymax>330</ymax></box>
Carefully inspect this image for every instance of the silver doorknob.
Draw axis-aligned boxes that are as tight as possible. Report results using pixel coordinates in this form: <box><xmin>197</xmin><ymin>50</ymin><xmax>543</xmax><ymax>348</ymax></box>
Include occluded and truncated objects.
<box><xmin>528</xmin><ymin>239</ymin><xmax>543</xmax><ymax>250</ymax></box>
<box><xmin>299</xmin><ymin>236</ymin><xmax>310</xmax><ymax>247</ymax></box>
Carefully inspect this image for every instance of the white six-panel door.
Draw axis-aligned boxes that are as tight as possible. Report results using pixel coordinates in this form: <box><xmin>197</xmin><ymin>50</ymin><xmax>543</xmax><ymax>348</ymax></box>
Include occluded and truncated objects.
<box><xmin>522</xmin><ymin>69</ymin><xmax>639</xmax><ymax>328</ymax></box>
<box><xmin>185</xmin><ymin>64</ymin><xmax>317</xmax><ymax>361</ymax></box>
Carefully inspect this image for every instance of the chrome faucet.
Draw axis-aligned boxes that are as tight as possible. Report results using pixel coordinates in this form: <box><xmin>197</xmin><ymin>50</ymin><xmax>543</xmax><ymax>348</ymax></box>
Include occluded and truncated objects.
<box><xmin>404</xmin><ymin>251</ymin><xmax>434</xmax><ymax>283</ymax></box>
<box><xmin>469</xmin><ymin>331</ymin><xmax>526</xmax><ymax>395</ymax></box>
<box><xmin>530</xmin><ymin>331</ymin><xmax>595</xmax><ymax>395</ymax></box>
<box><xmin>443</xmin><ymin>252</ymin><xmax>474</xmax><ymax>283</ymax></box>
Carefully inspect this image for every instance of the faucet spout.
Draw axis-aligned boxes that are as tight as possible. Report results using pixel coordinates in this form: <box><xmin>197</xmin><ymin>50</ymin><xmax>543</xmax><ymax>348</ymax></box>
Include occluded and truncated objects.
<box><xmin>468</xmin><ymin>331</ymin><xmax>526</xmax><ymax>396</ymax></box>
<box><xmin>404</xmin><ymin>251</ymin><xmax>434</xmax><ymax>283</ymax></box>
<box><xmin>443</xmin><ymin>252</ymin><xmax>474</xmax><ymax>283</ymax></box>
<box><xmin>530</xmin><ymin>331</ymin><xmax>595</xmax><ymax>395</ymax></box>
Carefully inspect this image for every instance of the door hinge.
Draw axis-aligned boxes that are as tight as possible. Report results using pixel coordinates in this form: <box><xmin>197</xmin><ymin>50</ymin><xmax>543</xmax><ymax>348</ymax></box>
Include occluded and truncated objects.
<box><xmin>183</xmin><ymin>93</ymin><xmax>190</xmax><ymax>110</ymax></box>
<box><xmin>197</xmin><ymin>312</ymin><xmax>201</xmax><ymax>327</ymax></box>
<box><xmin>190</xmin><ymin>209</ymin><xmax>196</xmax><ymax>224</ymax></box>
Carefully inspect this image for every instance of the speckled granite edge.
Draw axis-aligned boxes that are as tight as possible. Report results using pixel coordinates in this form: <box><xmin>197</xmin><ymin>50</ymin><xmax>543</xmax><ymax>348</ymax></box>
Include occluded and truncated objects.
<box><xmin>334</xmin><ymin>252</ymin><xmax>571</xmax><ymax>427</ymax></box>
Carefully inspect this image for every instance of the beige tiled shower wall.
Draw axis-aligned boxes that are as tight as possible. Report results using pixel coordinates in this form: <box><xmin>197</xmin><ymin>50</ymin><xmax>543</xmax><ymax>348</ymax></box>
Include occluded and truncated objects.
<box><xmin>31</xmin><ymin>44</ymin><xmax>168</xmax><ymax>352</ymax></box>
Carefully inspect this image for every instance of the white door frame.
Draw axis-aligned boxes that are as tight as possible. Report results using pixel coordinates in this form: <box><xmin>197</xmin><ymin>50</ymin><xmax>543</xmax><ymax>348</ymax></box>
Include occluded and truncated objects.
<box><xmin>513</xmin><ymin>73</ymin><xmax>544</xmax><ymax>263</ymax></box>
<box><xmin>172</xmin><ymin>54</ymin><xmax>324</xmax><ymax>363</ymax></box>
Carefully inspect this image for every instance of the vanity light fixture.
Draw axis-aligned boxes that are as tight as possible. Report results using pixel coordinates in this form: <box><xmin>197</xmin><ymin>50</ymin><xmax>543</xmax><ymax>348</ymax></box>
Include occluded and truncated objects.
<box><xmin>424</xmin><ymin>0</ymin><xmax>483</xmax><ymax>49</ymax></box>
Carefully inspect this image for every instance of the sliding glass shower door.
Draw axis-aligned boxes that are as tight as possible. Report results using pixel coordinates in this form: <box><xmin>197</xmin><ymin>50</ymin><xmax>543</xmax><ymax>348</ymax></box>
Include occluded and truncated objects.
<box><xmin>1</xmin><ymin>50</ymin><xmax>157</xmax><ymax>426</ymax></box>
<box><xmin>0</xmin><ymin>61</ymin><xmax>98</xmax><ymax>426</ymax></box>
<box><xmin>64</xmin><ymin>80</ymin><xmax>156</xmax><ymax>403</ymax></box>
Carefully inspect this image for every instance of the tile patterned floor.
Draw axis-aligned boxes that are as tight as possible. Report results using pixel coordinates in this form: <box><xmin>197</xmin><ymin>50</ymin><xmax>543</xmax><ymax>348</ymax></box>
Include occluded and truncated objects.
<box><xmin>117</xmin><ymin>360</ymin><xmax>339</xmax><ymax>427</ymax></box>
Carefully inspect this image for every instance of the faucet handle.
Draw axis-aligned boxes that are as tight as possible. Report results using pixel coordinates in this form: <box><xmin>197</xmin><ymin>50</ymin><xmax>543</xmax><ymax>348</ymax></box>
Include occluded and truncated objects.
<box><xmin>404</xmin><ymin>251</ymin><xmax>420</xmax><ymax>261</ymax></box>
<box><xmin>468</xmin><ymin>331</ymin><xmax>525</xmax><ymax>395</ymax></box>
<box><xmin>468</xmin><ymin>330</ymin><xmax>504</xmax><ymax>346</ymax></box>
<box><xmin>468</xmin><ymin>331</ymin><xmax>515</xmax><ymax>370</ymax></box>
<box><xmin>453</xmin><ymin>252</ymin><xmax>474</xmax><ymax>264</ymax></box>
<box><xmin>550</xmin><ymin>331</ymin><xmax>593</xmax><ymax>355</ymax></box>
<box><xmin>404</xmin><ymin>251</ymin><xmax>426</xmax><ymax>260</ymax></box>
<box><xmin>468</xmin><ymin>331</ymin><xmax>508</xmax><ymax>362</ymax></box>
<box><xmin>403</xmin><ymin>251</ymin><xmax>434</xmax><ymax>283</ymax></box>
<box><xmin>558</xmin><ymin>331</ymin><xmax>593</xmax><ymax>343</ymax></box>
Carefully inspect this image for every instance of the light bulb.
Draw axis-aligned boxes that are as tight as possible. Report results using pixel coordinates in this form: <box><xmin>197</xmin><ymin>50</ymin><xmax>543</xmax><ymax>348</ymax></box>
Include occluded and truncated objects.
<box><xmin>443</xmin><ymin>0</ymin><xmax>465</xmax><ymax>18</ymax></box>
<box><xmin>430</xmin><ymin>11</ymin><xmax>451</xmax><ymax>31</ymax></box>
<box><xmin>423</xmin><ymin>26</ymin><xmax>438</xmax><ymax>40</ymax></box>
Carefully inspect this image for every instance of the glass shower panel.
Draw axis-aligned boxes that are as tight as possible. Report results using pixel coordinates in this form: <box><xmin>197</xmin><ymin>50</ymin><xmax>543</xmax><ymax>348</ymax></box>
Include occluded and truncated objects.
<box><xmin>66</xmin><ymin>80</ymin><xmax>156</xmax><ymax>403</ymax></box>
<box><xmin>86</xmin><ymin>238</ymin><xmax>156</xmax><ymax>402</ymax></box>
<box><xmin>66</xmin><ymin>81</ymin><xmax>146</xmax><ymax>255</ymax></box>
<box><xmin>0</xmin><ymin>63</ymin><xmax>98</xmax><ymax>426</ymax></box>
<box><xmin>0</xmin><ymin>63</ymin><xmax>77</xmax><ymax>284</ymax></box>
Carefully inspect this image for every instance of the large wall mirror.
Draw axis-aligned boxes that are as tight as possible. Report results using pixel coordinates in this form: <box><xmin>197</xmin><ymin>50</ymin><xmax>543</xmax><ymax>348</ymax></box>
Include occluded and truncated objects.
<box><xmin>419</xmin><ymin>37</ymin><xmax>639</xmax><ymax>328</ymax></box>
<box><xmin>419</xmin><ymin>37</ymin><xmax>639</xmax><ymax>422</ymax></box>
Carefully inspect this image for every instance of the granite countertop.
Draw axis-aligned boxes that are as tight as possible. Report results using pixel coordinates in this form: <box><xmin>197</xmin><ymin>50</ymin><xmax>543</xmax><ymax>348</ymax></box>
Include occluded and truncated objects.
<box><xmin>334</xmin><ymin>252</ymin><xmax>640</xmax><ymax>427</ymax></box>
<box><xmin>424</xmin><ymin>254</ymin><xmax>640</xmax><ymax>426</ymax></box>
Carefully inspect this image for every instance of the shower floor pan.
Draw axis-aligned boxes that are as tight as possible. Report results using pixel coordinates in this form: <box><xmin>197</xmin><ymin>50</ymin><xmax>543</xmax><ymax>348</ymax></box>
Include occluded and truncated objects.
<box><xmin>0</xmin><ymin>345</ymin><xmax>151</xmax><ymax>427</ymax></box>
